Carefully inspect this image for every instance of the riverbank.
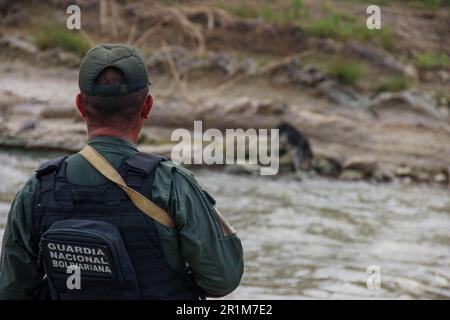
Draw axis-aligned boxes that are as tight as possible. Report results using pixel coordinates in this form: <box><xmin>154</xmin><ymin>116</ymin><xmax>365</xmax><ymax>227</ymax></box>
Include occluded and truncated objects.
<box><xmin>0</xmin><ymin>58</ymin><xmax>449</xmax><ymax>186</ymax></box>
<box><xmin>0</xmin><ymin>0</ymin><xmax>449</xmax><ymax>185</ymax></box>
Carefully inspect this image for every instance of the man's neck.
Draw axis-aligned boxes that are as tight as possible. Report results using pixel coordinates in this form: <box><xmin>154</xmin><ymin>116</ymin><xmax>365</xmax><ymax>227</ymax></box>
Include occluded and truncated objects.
<box><xmin>88</xmin><ymin>127</ymin><xmax>138</xmax><ymax>144</ymax></box>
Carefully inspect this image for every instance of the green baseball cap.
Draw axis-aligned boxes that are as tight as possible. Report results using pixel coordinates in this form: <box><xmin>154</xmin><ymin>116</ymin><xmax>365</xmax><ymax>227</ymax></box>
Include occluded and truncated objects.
<box><xmin>79</xmin><ymin>44</ymin><xmax>150</xmax><ymax>96</ymax></box>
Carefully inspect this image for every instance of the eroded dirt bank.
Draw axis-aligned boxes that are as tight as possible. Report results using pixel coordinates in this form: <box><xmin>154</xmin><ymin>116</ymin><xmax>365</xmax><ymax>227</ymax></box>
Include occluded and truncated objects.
<box><xmin>0</xmin><ymin>0</ymin><xmax>449</xmax><ymax>184</ymax></box>
<box><xmin>0</xmin><ymin>58</ymin><xmax>449</xmax><ymax>185</ymax></box>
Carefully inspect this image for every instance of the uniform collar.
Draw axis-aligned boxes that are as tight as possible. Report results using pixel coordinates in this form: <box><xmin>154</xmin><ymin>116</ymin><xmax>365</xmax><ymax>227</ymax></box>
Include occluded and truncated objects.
<box><xmin>88</xmin><ymin>136</ymin><xmax>138</xmax><ymax>152</ymax></box>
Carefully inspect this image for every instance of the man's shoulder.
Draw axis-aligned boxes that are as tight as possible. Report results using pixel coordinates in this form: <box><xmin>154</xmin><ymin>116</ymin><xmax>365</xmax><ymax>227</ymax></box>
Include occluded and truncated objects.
<box><xmin>21</xmin><ymin>174</ymin><xmax>39</xmax><ymax>196</ymax></box>
<box><xmin>153</xmin><ymin>161</ymin><xmax>202</xmax><ymax>203</ymax></box>
<box><xmin>158</xmin><ymin>160</ymin><xmax>195</xmax><ymax>178</ymax></box>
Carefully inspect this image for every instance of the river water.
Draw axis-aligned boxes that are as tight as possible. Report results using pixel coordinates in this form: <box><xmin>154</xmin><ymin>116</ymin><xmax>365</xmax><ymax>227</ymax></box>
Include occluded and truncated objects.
<box><xmin>0</xmin><ymin>149</ymin><xmax>449</xmax><ymax>299</ymax></box>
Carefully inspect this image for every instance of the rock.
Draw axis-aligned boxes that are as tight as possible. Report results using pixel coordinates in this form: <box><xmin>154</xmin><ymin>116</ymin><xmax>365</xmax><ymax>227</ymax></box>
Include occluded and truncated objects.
<box><xmin>369</xmin><ymin>91</ymin><xmax>444</xmax><ymax>121</ymax></box>
<box><xmin>0</xmin><ymin>90</ymin><xmax>26</xmax><ymax>109</ymax></box>
<box><xmin>437</xmin><ymin>70</ymin><xmax>449</xmax><ymax>83</ymax></box>
<box><xmin>317</xmin><ymin>80</ymin><xmax>371</xmax><ymax>109</ymax></box>
<box><xmin>372</xmin><ymin>168</ymin><xmax>394</xmax><ymax>182</ymax></box>
<box><xmin>268</xmin><ymin>57</ymin><xmax>327</xmax><ymax>87</ymax></box>
<box><xmin>345</xmin><ymin>43</ymin><xmax>418</xmax><ymax>79</ymax></box>
<box><xmin>190</xmin><ymin>52</ymin><xmax>233</xmax><ymax>75</ymax></box>
<box><xmin>278</xmin><ymin>152</ymin><xmax>294</xmax><ymax>170</ymax></box>
<box><xmin>434</xmin><ymin>173</ymin><xmax>448</xmax><ymax>184</ymax></box>
<box><xmin>58</xmin><ymin>51</ymin><xmax>81</xmax><ymax>67</ymax></box>
<box><xmin>422</xmin><ymin>70</ymin><xmax>450</xmax><ymax>83</ymax></box>
<box><xmin>195</xmin><ymin>52</ymin><xmax>257</xmax><ymax>76</ymax></box>
<box><xmin>416</xmin><ymin>172</ymin><xmax>430</xmax><ymax>182</ymax></box>
<box><xmin>395</xmin><ymin>166</ymin><xmax>413</xmax><ymax>177</ymax></box>
<box><xmin>314</xmin><ymin>38</ymin><xmax>343</xmax><ymax>54</ymax></box>
<box><xmin>292</xmin><ymin>65</ymin><xmax>327</xmax><ymax>86</ymax></box>
<box><xmin>313</xmin><ymin>155</ymin><xmax>342</xmax><ymax>177</ymax></box>
<box><xmin>146</xmin><ymin>48</ymin><xmax>257</xmax><ymax>79</ymax></box>
<box><xmin>0</xmin><ymin>0</ymin><xmax>16</xmax><ymax>12</ymax></box>
<box><xmin>339</xmin><ymin>169</ymin><xmax>365</xmax><ymax>181</ymax></box>
<box><xmin>401</xmin><ymin>176</ymin><xmax>413</xmax><ymax>184</ymax></box>
<box><xmin>222</xmin><ymin>97</ymin><xmax>288</xmax><ymax>116</ymax></box>
<box><xmin>40</xmin><ymin>107</ymin><xmax>79</xmax><ymax>120</ymax></box>
<box><xmin>254</xmin><ymin>99</ymin><xmax>288</xmax><ymax>116</ymax></box>
<box><xmin>437</xmin><ymin>106</ymin><xmax>449</xmax><ymax>118</ymax></box>
<box><xmin>224</xmin><ymin>96</ymin><xmax>253</xmax><ymax>114</ymax></box>
<box><xmin>19</xmin><ymin>120</ymin><xmax>37</xmax><ymax>132</ymax></box>
<box><xmin>147</xmin><ymin>97</ymin><xmax>197</xmax><ymax>127</ymax></box>
<box><xmin>146</xmin><ymin>46</ymin><xmax>193</xmax><ymax>76</ymax></box>
<box><xmin>266</xmin><ymin>57</ymin><xmax>301</xmax><ymax>85</ymax></box>
<box><xmin>36</xmin><ymin>48</ymin><xmax>80</xmax><ymax>68</ymax></box>
<box><xmin>224</xmin><ymin>164</ymin><xmax>260</xmax><ymax>175</ymax></box>
<box><xmin>0</xmin><ymin>34</ymin><xmax>38</xmax><ymax>54</ymax></box>
<box><xmin>343</xmin><ymin>156</ymin><xmax>377</xmax><ymax>176</ymax></box>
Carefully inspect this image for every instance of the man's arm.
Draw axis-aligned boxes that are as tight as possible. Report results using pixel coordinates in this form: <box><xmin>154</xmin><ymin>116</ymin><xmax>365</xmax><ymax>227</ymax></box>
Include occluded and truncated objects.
<box><xmin>155</xmin><ymin>162</ymin><xmax>244</xmax><ymax>297</ymax></box>
<box><xmin>0</xmin><ymin>177</ymin><xmax>44</xmax><ymax>300</ymax></box>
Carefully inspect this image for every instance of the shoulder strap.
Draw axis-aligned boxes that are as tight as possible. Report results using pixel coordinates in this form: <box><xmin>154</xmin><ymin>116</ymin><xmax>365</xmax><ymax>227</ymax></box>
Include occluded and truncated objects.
<box><xmin>79</xmin><ymin>145</ymin><xmax>175</xmax><ymax>229</ymax></box>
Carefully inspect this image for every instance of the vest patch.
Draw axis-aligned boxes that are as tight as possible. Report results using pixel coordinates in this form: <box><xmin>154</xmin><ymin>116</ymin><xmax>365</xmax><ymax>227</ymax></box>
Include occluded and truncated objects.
<box><xmin>42</xmin><ymin>240</ymin><xmax>114</xmax><ymax>277</ymax></box>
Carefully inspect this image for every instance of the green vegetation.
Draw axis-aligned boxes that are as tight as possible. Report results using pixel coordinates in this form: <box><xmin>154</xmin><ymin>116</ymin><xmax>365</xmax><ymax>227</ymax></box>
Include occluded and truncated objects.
<box><xmin>306</xmin><ymin>10</ymin><xmax>394</xmax><ymax>49</ymax></box>
<box><xmin>306</xmin><ymin>12</ymin><xmax>344</xmax><ymax>38</ymax></box>
<box><xmin>375</xmin><ymin>76</ymin><xmax>409</xmax><ymax>93</ymax></box>
<box><xmin>343</xmin><ymin>0</ymin><xmax>450</xmax><ymax>9</ymax></box>
<box><xmin>230</xmin><ymin>4</ymin><xmax>257</xmax><ymax>19</ymax></box>
<box><xmin>32</xmin><ymin>24</ymin><xmax>92</xmax><ymax>57</ymax></box>
<box><xmin>291</xmin><ymin>0</ymin><xmax>305</xmax><ymax>19</ymax></box>
<box><xmin>432</xmin><ymin>90</ymin><xmax>450</xmax><ymax>109</ymax></box>
<box><xmin>159</xmin><ymin>0</ymin><xmax>178</xmax><ymax>5</ymax></box>
<box><xmin>404</xmin><ymin>0</ymin><xmax>450</xmax><ymax>10</ymax></box>
<box><xmin>326</xmin><ymin>59</ymin><xmax>366</xmax><ymax>85</ymax></box>
<box><xmin>414</xmin><ymin>52</ymin><xmax>450</xmax><ymax>69</ymax></box>
<box><xmin>227</xmin><ymin>0</ymin><xmax>307</xmax><ymax>23</ymax></box>
<box><xmin>343</xmin><ymin>0</ymin><xmax>393</xmax><ymax>4</ymax></box>
<box><xmin>226</xmin><ymin>2</ymin><xmax>395</xmax><ymax>48</ymax></box>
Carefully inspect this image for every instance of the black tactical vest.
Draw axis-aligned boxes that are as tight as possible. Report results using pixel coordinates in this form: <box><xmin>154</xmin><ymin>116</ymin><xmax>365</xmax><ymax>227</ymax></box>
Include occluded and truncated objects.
<box><xmin>32</xmin><ymin>152</ymin><xmax>200</xmax><ymax>300</ymax></box>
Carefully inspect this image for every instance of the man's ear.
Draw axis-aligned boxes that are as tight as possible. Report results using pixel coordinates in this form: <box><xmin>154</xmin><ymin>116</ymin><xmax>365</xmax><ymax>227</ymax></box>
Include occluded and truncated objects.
<box><xmin>142</xmin><ymin>94</ymin><xmax>153</xmax><ymax>119</ymax></box>
<box><xmin>76</xmin><ymin>93</ymin><xmax>87</xmax><ymax>119</ymax></box>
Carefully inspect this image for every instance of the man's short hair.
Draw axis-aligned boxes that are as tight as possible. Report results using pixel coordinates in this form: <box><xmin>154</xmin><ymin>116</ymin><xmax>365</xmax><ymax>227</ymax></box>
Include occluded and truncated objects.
<box><xmin>83</xmin><ymin>67</ymin><xmax>149</xmax><ymax>125</ymax></box>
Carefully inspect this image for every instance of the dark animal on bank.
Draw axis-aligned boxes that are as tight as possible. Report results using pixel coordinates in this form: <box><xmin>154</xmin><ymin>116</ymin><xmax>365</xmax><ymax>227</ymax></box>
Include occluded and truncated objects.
<box><xmin>277</xmin><ymin>122</ymin><xmax>314</xmax><ymax>171</ymax></box>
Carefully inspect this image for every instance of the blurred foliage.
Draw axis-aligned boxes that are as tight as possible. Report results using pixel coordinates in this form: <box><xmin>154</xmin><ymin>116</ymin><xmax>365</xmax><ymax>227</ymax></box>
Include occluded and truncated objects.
<box><xmin>226</xmin><ymin>2</ymin><xmax>394</xmax><ymax>49</ymax></box>
<box><xmin>306</xmin><ymin>10</ymin><xmax>394</xmax><ymax>49</ymax></box>
<box><xmin>326</xmin><ymin>59</ymin><xmax>366</xmax><ymax>85</ymax></box>
<box><xmin>343</xmin><ymin>0</ymin><xmax>450</xmax><ymax>9</ymax></box>
<box><xmin>32</xmin><ymin>24</ymin><xmax>92</xmax><ymax>57</ymax></box>
<box><xmin>400</xmin><ymin>0</ymin><xmax>450</xmax><ymax>9</ymax></box>
<box><xmin>375</xmin><ymin>76</ymin><xmax>409</xmax><ymax>93</ymax></box>
<box><xmin>414</xmin><ymin>52</ymin><xmax>450</xmax><ymax>69</ymax></box>
<box><xmin>432</xmin><ymin>90</ymin><xmax>450</xmax><ymax>109</ymax></box>
<box><xmin>229</xmin><ymin>0</ymin><xmax>307</xmax><ymax>23</ymax></box>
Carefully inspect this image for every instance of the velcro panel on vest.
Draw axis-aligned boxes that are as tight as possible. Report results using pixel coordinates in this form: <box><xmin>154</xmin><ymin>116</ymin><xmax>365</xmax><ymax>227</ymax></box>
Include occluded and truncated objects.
<box><xmin>35</xmin><ymin>156</ymin><xmax>67</xmax><ymax>192</ymax></box>
<box><xmin>54</xmin><ymin>186</ymin><xmax>125</xmax><ymax>206</ymax></box>
<box><xmin>124</xmin><ymin>153</ymin><xmax>166</xmax><ymax>187</ymax></box>
<box><xmin>36</xmin><ymin>156</ymin><xmax>67</xmax><ymax>178</ymax></box>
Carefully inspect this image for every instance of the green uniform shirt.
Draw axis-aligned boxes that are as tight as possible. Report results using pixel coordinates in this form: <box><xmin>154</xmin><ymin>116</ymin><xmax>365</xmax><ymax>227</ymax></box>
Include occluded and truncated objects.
<box><xmin>0</xmin><ymin>136</ymin><xmax>244</xmax><ymax>299</ymax></box>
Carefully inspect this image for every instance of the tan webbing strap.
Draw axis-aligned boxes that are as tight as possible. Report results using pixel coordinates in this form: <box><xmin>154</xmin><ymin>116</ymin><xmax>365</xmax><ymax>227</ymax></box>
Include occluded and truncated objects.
<box><xmin>79</xmin><ymin>145</ymin><xmax>175</xmax><ymax>228</ymax></box>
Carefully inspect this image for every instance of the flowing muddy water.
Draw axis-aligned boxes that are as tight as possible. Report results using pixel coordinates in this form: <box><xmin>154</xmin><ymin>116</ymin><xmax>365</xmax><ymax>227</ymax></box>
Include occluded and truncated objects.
<box><xmin>0</xmin><ymin>149</ymin><xmax>449</xmax><ymax>299</ymax></box>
